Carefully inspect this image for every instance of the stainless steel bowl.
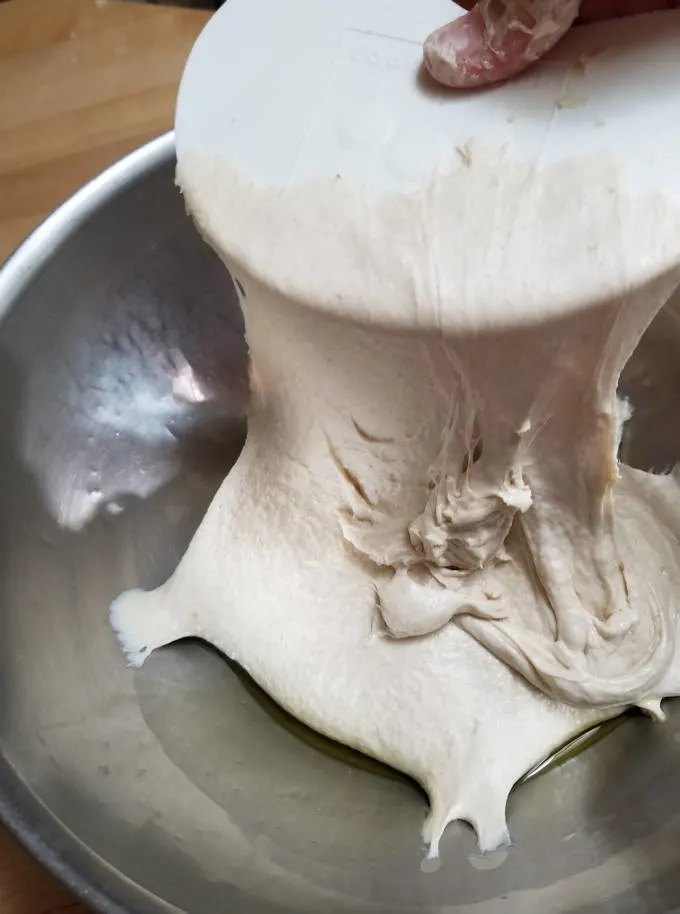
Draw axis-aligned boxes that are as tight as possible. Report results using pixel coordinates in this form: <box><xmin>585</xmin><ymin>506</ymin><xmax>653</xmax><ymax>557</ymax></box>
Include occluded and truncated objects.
<box><xmin>3</xmin><ymin>132</ymin><xmax>680</xmax><ymax>914</ymax></box>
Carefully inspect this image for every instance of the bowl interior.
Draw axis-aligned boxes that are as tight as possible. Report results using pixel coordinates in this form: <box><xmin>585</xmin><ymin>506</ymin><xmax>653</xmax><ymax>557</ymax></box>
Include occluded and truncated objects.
<box><xmin>2</xmin><ymin>139</ymin><xmax>680</xmax><ymax>914</ymax></box>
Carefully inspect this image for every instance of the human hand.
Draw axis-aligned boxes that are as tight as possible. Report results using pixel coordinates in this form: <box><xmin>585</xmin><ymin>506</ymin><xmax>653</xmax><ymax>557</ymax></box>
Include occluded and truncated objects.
<box><xmin>424</xmin><ymin>1</ymin><xmax>677</xmax><ymax>88</ymax></box>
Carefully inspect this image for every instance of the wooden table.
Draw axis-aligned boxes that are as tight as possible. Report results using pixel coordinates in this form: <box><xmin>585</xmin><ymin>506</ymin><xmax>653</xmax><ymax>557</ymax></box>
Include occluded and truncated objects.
<box><xmin>0</xmin><ymin>1</ymin><xmax>209</xmax><ymax>908</ymax></box>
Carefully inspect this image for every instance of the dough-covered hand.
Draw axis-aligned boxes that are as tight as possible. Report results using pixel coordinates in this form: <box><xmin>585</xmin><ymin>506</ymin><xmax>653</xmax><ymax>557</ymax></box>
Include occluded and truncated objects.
<box><xmin>424</xmin><ymin>0</ymin><xmax>675</xmax><ymax>89</ymax></box>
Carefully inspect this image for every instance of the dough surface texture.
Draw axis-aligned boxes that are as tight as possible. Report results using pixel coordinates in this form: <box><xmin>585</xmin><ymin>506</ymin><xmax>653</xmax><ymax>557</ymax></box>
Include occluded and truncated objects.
<box><xmin>111</xmin><ymin>144</ymin><xmax>680</xmax><ymax>854</ymax></box>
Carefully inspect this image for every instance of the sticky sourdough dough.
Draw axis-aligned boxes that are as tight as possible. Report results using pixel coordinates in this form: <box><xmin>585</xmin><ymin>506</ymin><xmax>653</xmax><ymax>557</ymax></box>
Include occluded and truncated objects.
<box><xmin>111</xmin><ymin>1</ymin><xmax>680</xmax><ymax>857</ymax></box>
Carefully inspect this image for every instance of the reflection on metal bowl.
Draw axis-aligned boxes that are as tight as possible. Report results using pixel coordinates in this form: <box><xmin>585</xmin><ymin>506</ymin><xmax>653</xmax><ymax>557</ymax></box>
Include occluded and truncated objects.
<box><xmin>2</xmin><ymin>132</ymin><xmax>680</xmax><ymax>913</ymax></box>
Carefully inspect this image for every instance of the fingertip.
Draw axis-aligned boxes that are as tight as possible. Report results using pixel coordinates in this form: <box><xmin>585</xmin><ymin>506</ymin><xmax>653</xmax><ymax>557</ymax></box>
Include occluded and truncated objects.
<box><xmin>423</xmin><ymin>1</ymin><xmax>580</xmax><ymax>90</ymax></box>
<box><xmin>423</xmin><ymin>9</ymin><xmax>508</xmax><ymax>89</ymax></box>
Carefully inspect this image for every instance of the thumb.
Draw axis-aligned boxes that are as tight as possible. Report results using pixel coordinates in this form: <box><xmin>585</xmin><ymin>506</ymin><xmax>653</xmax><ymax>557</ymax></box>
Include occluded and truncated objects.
<box><xmin>423</xmin><ymin>0</ymin><xmax>581</xmax><ymax>89</ymax></box>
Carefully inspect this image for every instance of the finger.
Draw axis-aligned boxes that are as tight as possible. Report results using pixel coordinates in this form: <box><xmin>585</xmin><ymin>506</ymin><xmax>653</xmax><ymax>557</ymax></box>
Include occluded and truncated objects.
<box><xmin>454</xmin><ymin>0</ymin><xmax>677</xmax><ymax>25</ymax></box>
<box><xmin>423</xmin><ymin>0</ymin><xmax>581</xmax><ymax>88</ymax></box>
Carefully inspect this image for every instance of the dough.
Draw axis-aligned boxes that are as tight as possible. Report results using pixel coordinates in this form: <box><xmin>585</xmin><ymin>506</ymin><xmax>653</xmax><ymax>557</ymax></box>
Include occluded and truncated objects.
<box><xmin>110</xmin><ymin>148</ymin><xmax>680</xmax><ymax>856</ymax></box>
<box><xmin>110</xmin><ymin>2</ymin><xmax>680</xmax><ymax>857</ymax></box>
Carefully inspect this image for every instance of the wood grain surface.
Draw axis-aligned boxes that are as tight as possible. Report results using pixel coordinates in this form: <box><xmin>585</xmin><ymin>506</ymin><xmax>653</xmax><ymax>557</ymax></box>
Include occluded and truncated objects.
<box><xmin>0</xmin><ymin>1</ymin><xmax>209</xmax><ymax>909</ymax></box>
